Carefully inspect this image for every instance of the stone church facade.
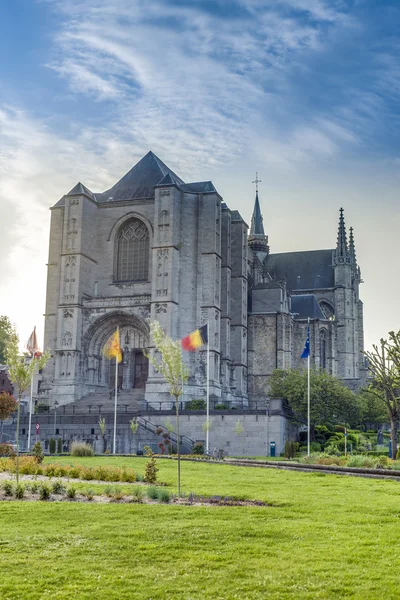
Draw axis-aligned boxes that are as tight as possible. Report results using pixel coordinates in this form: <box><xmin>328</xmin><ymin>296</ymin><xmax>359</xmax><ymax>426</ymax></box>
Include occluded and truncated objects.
<box><xmin>42</xmin><ymin>151</ymin><xmax>366</xmax><ymax>408</ymax></box>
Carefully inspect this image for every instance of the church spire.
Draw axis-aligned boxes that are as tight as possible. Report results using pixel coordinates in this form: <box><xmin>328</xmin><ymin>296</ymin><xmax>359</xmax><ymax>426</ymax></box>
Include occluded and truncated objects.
<box><xmin>333</xmin><ymin>207</ymin><xmax>349</xmax><ymax>264</ymax></box>
<box><xmin>349</xmin><ymin>226</ymin><xmax>356</xmax><ymax>265</ymax></box>
<box><xmin>248</xmin><ymin>173</ymin><xmax>269</xmax><ymax>254</ymax></box>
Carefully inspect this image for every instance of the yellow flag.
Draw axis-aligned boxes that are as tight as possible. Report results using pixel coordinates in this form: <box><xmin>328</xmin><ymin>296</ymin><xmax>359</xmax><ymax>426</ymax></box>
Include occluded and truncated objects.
<box><xmin>103</xmin><ymin>329</ymin><xmax>122</xmax><ymax>363</ymax></box>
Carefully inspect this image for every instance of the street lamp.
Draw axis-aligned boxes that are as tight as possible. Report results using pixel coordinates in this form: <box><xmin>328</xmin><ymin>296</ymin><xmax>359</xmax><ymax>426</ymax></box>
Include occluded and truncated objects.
<box><xmin>54</xmin><ymin>401</ymin><xmax>59</xmax><ymax>437</ymax></box>
<box><xmin>266</xmin><ymin>399</ymin><xmax>270</xmax><ymax>457</ymax></box>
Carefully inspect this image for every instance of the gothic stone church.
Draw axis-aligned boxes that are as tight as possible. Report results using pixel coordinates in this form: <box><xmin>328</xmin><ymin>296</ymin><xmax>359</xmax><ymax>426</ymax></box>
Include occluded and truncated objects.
<box><xmin>42</xmin><ymin>151</ymin><xmax>366</xmax><ymax>408</ymax></box>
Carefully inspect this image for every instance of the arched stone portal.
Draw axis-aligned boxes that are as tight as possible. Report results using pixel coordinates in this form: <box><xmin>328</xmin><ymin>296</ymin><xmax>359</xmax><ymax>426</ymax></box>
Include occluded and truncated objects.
<box><xmin>83</xmin><ymin>312</ymin><xmax>150</xmax><ymax>391</ymax></box>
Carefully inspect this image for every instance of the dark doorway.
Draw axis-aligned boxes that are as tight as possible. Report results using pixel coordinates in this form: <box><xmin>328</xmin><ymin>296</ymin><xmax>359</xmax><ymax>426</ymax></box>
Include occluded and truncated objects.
<box><xmin>133</xmin><ymin>351</ymin><xmax>148</xmax><ymax>388</ymax></box>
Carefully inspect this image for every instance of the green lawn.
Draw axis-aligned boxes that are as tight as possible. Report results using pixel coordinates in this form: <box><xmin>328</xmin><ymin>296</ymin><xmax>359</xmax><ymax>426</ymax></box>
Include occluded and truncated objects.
<box><xmin>1</xmin><ymin>456</ymin><xmax>400</xmax><ymax>599</ymax></box>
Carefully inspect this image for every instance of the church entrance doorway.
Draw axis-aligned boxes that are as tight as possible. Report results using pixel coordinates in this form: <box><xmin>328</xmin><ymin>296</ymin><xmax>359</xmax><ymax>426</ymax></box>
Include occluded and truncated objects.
<box><xmin>132</xmin><ymin>351</ymin><xmax>148</xmax><ymax>389</ymax></box>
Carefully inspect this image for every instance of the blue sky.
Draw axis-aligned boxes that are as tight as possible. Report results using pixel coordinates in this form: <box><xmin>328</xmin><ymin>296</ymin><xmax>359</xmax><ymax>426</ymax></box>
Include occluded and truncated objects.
<box><xmin>0</xmin><ymin>0</ymin><xmax>399</xmax><ymax>349</ymax></box>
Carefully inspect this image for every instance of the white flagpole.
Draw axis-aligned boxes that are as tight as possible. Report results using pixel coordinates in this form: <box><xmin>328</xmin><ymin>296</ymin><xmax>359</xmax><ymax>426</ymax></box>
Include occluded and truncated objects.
<box><xmin>27</xmin><ymin>371</ymin><xmax>34</xmax><ymax>451</ymax></box>
<box><xmin>206</xmin><ymin>322</ymin><xmax>210</xmax><ymax>455</ymax></box>
<box><xmin>113</xmin><ymin>327</ymin><xmax>119</xmax><ymax>455</ymax></box>
<box><xmin>307</xmin><ymin>317</ymin><xmax>311</xmax><ymax>457</ymax></box>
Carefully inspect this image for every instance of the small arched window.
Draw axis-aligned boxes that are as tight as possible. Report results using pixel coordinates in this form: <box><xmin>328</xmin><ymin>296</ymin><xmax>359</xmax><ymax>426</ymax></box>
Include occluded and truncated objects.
<box><xmin>116</xmin><ymin>218</ymin><xmax>149</xmax><ymax>281</ymax></box>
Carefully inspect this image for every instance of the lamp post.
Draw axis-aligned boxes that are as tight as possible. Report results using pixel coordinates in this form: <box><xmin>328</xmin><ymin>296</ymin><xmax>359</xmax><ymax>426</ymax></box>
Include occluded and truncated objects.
<box><xmin>266</xmin><ymin>399</ymin><xmax>270</xmax><ymax>457</ymax></box>
<box><xmin>54</xmin><ymin>401</ymin><xmax>58</xmax><ymax>437</ymax></box>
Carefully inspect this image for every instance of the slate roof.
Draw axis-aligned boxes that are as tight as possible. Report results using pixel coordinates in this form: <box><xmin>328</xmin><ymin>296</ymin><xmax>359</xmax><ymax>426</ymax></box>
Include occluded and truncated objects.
<box><xmin>66</xmin><ymin>182</ymin><xmax>95</xmax><ymax>199</ymax></box>
<box><xmin>291</xmin><ymin>295</ymin><xmax>326</xmax><ymax>320</ymax></box>
<box><xmin>95</xmin><ymin>151</ymin><xmax>184</xmax><ymax>202</ymax></box>
<box><xmin>180</xmin><ymin>181</ymin><xmax>216</xmax><ymax>193</ymax></box>
<box><xmin>249</xmin><ymin>192</ymin><xmax>265</xmax><ymax>236</ymax></box>
<box><xmin>267</xmin><ymin>249</ymin><xmax>335</xmax><ymax>290</ymax></box>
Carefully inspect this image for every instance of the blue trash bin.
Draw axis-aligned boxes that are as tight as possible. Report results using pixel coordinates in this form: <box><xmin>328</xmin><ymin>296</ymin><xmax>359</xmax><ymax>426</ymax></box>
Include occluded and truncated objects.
<box><xmin>270</xmin><ymin>441</ymin><xmax>276</xmax><ymax>457</ymax></box>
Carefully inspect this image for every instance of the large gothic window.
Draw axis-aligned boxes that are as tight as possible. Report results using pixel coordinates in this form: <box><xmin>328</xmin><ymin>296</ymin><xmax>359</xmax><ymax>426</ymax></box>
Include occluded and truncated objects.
<box><xmin>116</xmin><ymin>218</ymin><xmax>149</xmax><ymax>281</ymax></box>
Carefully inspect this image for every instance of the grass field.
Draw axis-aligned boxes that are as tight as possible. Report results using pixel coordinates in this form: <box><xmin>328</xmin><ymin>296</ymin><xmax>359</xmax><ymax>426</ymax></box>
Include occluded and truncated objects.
<box><xmin>1</xmin><ymin>456</ymin><xmax>400</xmax><ymax>599</ymax></box>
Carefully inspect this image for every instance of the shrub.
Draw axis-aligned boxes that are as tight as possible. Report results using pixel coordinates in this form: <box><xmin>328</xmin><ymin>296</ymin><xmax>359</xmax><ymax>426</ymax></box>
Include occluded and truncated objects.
<box><xmin>20</xmin><ymin>456</ymin><xmax>40</xmax><ymax>475</ymax></box>
<box><xmin>136</xmin><ymin>473</ymin><xmax>144</xmax><ymax>482</ymax></box>
<box><xmin>159</xmin><ymin>488</ymin><xmax>170</xmax><ymax>503</ymax></box>
<box><xmin>104</xmin><ymin>485</ymin><xmax>114</xmax><ymax>498</ymax></box>
<box><xmin>185</xmin><ymin>399</ymin><xmax>206</xmax><ymax>410</ymax></box>
<box><xmin>68</xmin><ymin>466</ymin><xmax>81</xmax><ymax>478</ymax></box>
<box><xmin>84</xmin><ymin>488</ymin><xmax>95</xmax><ymax>501</ymax></box>
<box><xmin>310</xmin><ymin>441</ymin><xmax>321</xmax><ymax>453</ymax></box>
<box><xmin>111</xmin><ymin>488</ymin><xmax>124</xmax><ymax>501</ymax></box>
<box><xmin>131</xmin><ymin>486</ymin><xmax>144</xmax><ymax>503</ymax></box>
<box><xmin>57</xmin><ymin>438</ymin><xmax>63</xmax><ymax>454</ymax></box>
<box><xmin>15</xmin><ymin>483</ymin><xmax>25</xmax><ymax>500</ymax></box>
<box><xmin>32</xmin><ymin>441</ymin><xmax>44</xmax><ymax>463</ymax></box>
<box><xmin>147</xmin><ymin>486</ymin><xmax>160</xmax><ymax>500</ymax></box>
<box><xmin>66</xmin><ymin>486</ymin><xmax>76</xmax><ymax>499</ymax></box>
<box><xmin>39</xmin><ymin>483</ymin><xmax>51</xmax><ymax>501</ymax></box>
<box><xmin>30</xmin><ymin>482</ymin><xmax>39</xmax><ymax>494</ymax></box>
<box><xmin>120</xmin><ymin>468</ymin><xmax>136</xmax><ymax>483</ymax></box>
<box><xmin>51</xmin><ymin>480</ymin><xmax>66</xmax><ymax>495</ymax></box>
<box><xmin>71</xmin><ymin>442</ymin><xmax>94</xmax><ymax>457</ymax></box>
<box><xmin>192</xmin><ymin>442</ymin><xmax>204</xmax><ymax>455</ymax></box>
<box><xmin>144</xmin><ymin>449</ymin><xmax>158</xmax><ymax>484</ymax></box>
<box><xmin>49</xmin><ymin>438</ymin><xmax>56</xmax><ymax>454</ymax></box>
<box><xmin>0</xmin><ymin>442</ymin><xmax>15</xmax><ymax>458</ymax></box>
<box><xmin>214</xmin><ymin>403</ymin><xmax>230</xmax><ymax>410</ymax></box>
<box><xmin>3</xmin><ymin>481</ymin><xmax>13</xmax><ymax>496</ymax></box>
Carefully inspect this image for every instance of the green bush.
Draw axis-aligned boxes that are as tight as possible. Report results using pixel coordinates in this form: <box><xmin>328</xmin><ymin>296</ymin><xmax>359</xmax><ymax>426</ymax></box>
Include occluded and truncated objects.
<box><xmin>185</xmin><ymin>399</ymin><xmax>206</xmax><ymax>410</ymax></box>
<box><xmin>214</xmin><ymin>403</ymin><xmax>230</xmax><ymax>410</ymax></box>
<box><xmin>147</xmin><ymin>486</ymin><xmax>160</xmax><ymax>500</ymax></box>
<box><xmin>310</xmin><ymin>441</ymin><xmax>321</xmax><ymax>453</ymax></box>
<box><xmin>70</xmin><ymin>442</ymin><xmax>94</xmax><ymax>457</ymax></box>
<box><xmin>57</xmin><ymin>438</ymin><xmax>63</xmax><ymax>454</ymax></box>
<box><xmin>51</xmin><ymin>480</ymin><xmax>66</xmax><ymax>495</ymax></box>
<box><xmin>15</xmin><ymin>483</ymin><xmax>25</xmax><ymax>500</ymax></box>
<box><xmin>159</xmin><ymin>488</ymin><xmax>171</xmax><ymax>503</ymax></box>
<box><xmin>131</xmin><ymin>486</ymin><xmax>144</xmax><ymax>503</ymax></box>
<box><xmin>84</xmin><ymin>488</ymin><xmax>95</xmax><ymax>501</ymax></box>
<box><xmin>192</xmin><ymin>442</ymin><xmax>204</xmax><ymax>455</ymax></box>
<box><xmin>32</xmin><ymin>441</ymin><xmax>44</xmax><ymax>463</ymax></box>
<box><xmin>144</xmin><ymin>449</ymin><xmax>158</xmax><ymax>484</ymax></box>
<box><xmin>30</xmin><ymin>482</ymin><xmax>39</xmax><ymax>494</ymax></box>
<box><xmin>39</xmin><ymin>483</ymin><xmax>51</xmax><ymax>501</ymax></box>
<box><xmin>3</xmin><ymin>481</ymin><xmax>13</xmax><ymax>496</ymax></box>
<box><xmin>66</xmin><ymin>486</ymin><xmax>76</xmax><ymax>499</ymax></box>
<box><xmin>49</xmin><ymin>438</ymin><xmax>56</xmax><ymax>454</ymax></box>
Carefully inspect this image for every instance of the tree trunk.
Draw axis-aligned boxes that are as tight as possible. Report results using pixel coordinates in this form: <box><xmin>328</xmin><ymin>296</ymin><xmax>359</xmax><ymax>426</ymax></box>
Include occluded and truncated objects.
<box><xmin>390</xmin><ymin>417</ymin><xmax>398</xmax><ymax>460</ymax></box>
<box><xmin>15</xmin><ymin>394</ymin><xmax>22</xmax><ymax>485</ymax></box>
<box><xmin>175</xmin><ymin>394</ymin><xmax>181</xmax><ymax>498</ymax></box>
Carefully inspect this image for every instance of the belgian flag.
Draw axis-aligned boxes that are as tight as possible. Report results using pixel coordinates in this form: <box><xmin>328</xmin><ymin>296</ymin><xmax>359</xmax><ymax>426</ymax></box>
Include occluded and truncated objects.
<box><xmin>181</xmin><ymin>324</ymin><xmax>208</xmax><ymax>352</ymax></box>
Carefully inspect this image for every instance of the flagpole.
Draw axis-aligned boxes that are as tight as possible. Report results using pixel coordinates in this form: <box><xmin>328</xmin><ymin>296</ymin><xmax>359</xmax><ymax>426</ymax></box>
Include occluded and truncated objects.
<box><xmin>113</xmin><ymin>327</ymin><xmax>119</xmax><ymax>455</ymax></box>
<box><xmin>27</xmin><ymin>371</ymin><xmax>34</xmax><ymax>451</ymax></box>
<box><xmin>206</xmin><ymin>322</ymin><xmax>210</xmax><ymax>456</ymax></box>
<box><xmin>307</xmin><ymin>317</ymin><xmax>311</xmax><ymax>457</ymax></box>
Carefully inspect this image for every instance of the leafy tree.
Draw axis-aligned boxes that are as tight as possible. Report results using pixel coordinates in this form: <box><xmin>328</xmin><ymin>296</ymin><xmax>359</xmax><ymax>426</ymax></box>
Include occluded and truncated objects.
<box><xmin>356</xmin><ymin>388</ymin><xmax>387</xmax><ymax>429</ymax></box>
<box><xmin>0</xmin><ymin>316</ymin><xmax>13</xmax><ymax>365</ymax></box>
<box><xmin>6</xmin><ymin>328</ymin><xmax>50</xmax><ymax>484</ymax></box>
<box><xmin>145</xmin><ymin>320</ymin><xmax>189</xmax><ymax>497</ymax></box>
<box><xmin>0</xmin><ymin>392</ymin><xmax>18</xmax><ymax>442</ymax></box>
<box><xmin>363</xmin><ymin>331</ymin><xmax>400</xmax><ymax>458</ymax></box>
<box><xmin>269</xmin><ymin>368</ymin><xmax>358</xmax><ymax>436</ymax></box>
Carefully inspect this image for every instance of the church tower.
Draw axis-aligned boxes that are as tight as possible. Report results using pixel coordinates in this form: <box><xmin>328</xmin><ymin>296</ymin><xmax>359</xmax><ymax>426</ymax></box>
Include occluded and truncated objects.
<box><xmin>333</xmin><ymin>208</ymin><xmax>358</xmax><ymax>379</ymax></box>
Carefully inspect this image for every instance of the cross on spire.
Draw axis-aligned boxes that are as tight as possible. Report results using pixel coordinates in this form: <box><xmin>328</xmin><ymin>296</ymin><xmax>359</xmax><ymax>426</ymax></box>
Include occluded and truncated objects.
<box><xmin>252</xmin><ymin>172</ymin><xmax>261</xmax><ymax>193</ymax></box>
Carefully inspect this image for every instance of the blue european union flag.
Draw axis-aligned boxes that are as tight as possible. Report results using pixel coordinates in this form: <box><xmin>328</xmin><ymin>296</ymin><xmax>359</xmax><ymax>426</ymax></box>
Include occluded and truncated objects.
<box><xmin>301</xmin><ymin>325</ymin><xmax>310</xmax><ymax>359</ymax></box>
